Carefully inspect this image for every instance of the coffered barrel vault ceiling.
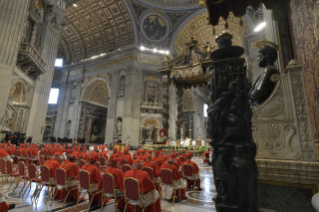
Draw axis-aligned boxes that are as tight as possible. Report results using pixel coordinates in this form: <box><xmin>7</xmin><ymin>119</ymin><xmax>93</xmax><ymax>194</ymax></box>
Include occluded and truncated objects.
<box><xmin>60</xmin><ymin>0</ymin><xmax>135</xmax><ymax>64</ymax></box>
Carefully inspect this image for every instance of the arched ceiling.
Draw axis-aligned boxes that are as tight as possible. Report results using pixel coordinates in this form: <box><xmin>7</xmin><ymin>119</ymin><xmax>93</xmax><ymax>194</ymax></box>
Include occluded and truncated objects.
<box><xmin>173</xmin><ymin>11</ymin><xmax>249</xmax><ymax>55</ymax></box>
<box><xmin>82</xmin><ymin>79</ymin><xmax>109</xmax><ymax>106</ymax></box>
<box><xmin>60</xmin><ymin>0</ymin><xmax>135</xmax><ymax>64</ymax></box>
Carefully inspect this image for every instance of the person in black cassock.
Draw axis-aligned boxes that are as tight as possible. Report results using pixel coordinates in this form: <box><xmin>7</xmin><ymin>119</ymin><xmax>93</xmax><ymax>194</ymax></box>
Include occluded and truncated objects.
<box><xmin>27</xmin><ymin>136</ymin><xmax>32</xmax><ymax>144</ymax></box>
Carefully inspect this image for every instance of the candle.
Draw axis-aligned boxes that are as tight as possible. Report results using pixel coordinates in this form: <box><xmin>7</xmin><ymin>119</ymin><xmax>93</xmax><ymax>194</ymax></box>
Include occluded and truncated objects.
<box><xmin>181</xmin><ymin>128</ymin><xmax>183</xmax><ymax>134</ymax></box>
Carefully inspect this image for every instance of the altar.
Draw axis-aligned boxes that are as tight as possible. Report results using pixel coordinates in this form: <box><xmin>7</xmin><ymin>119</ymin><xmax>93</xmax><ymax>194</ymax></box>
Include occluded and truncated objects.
<box><xmin>114</xmin><ymin>143</ymin><xmax>126</xmax><ymax>152</ymax></box>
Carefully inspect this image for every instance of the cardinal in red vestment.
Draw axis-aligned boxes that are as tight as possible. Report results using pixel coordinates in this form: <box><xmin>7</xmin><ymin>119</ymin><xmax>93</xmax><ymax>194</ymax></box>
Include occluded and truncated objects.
<box><xmin>159</xmin><ymin>150</ymin><xmax>168</xmax><ymax>161</ymax></box>
<box><xmin>98</xmin><ymin>158</ymin><xmax>125</xmax><ymax>210</ymax></box>
<box><xmin>0</xmin><ymin>191</ymin><xmax>15</xmax><ymax>212</ymax></box>
<box><xmin>119</xmin><ymin>149</ymin><xmax>133</xmax><ymax>165</ymax></box>
<box><xmin>44</xmin><ymin>153</ymin><xmax>61</xmax><ymax>187</ymax></box>
<box><xmin>152</xmin><ymin>151</ymin><xmax>163</xmax><ymax>168</ymax></box>
<box><xmin>0</xmin><ymin>149</ymin><xmax>10</xmax><ymax>159</ymax></box>
<box><xmin>202</xmin><ymin>149</ymin><xmax>211</xmax><ymax>163</ymax></box>
<box><xmin>182</xmin><ymin>153</ymin><xmax>202</xmax><ymax>190</ymax></box>
<box><xmin>110</xmin><ymin>148</ymin><xmax>118</xmax><ymax>158</ymax></box>
<box><xmin>80</xmin><ymin>149</ymin><xmax>89</xmax><ymax>161</ymax></box>
<box><xmin>81</xmin><ymin>156</ymin><xmax>108</xmax><ymax>206</ymax></box>
<box><xmin>142</xmin><ymin>155</ymin><xmax>161</xmax><ymax>192</ymax></box>
<box><xmin>89</xmin><ymin>149</ymin><xmax>100</xmax><ymax>161</ymax></box>
<box><xmin>124</xmin><ymin>159</ymin><xmax>161</xmax><ymax>212</ymax></box>
<box><xmin>160</xmin><ymin>160</ymin><xmax>186</xmax><ymax>200</ymax></box>
<box><xmin>54</xmin><ymin>154</ymin><xmax>83</xmax><ymax>201</ymax></box>
<box><xmin>179</xmin><ymin>150</ymin><xmax>187</xmax><ymax>158</ymax></box>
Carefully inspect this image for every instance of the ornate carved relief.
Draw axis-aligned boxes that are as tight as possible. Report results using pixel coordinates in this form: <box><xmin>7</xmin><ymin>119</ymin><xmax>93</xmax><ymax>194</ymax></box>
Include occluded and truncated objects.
<box><xmin>82</xmin><ymin>79</ymin><xmax>110</xmax><ymax>107</ymax></box>
<box><xmin>118</xmin><ymin>76</ymin><xmax>125</xmax><ymax>97</ymax></box>
<box><xmin>253</xmin><ymin>123</ymin><xmax>300</xmax><ymax>159</ymax></box>
<box><xmin>182</xmin><ymin>89</ymin><xmax>194</xmax><ymax>111</ymax></box>
<box><xmin>290</xmin><ymin>69</ymin><xmax>315</xmax><ymax>160</ymax></box>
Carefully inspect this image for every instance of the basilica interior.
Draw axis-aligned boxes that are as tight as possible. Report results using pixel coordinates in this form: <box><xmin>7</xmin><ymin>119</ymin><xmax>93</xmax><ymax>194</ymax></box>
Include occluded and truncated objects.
<box><xmin>0</xmin><ymin>0</ymin><xmax>319</xmax><ymax>212</ymax></box>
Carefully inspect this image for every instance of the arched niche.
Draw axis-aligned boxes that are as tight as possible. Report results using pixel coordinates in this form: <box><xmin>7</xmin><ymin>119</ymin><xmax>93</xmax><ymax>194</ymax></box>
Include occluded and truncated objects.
<box><xmin>9</xmin><ymin>82</ymin><xmax>29</xmax><ymax>104</ymax></box>
<box><xmin>81</xmin><ymin>78</ymin><xmax>110</xmax><ymax>107</ymax></box>
<box><xmin>5</xmin><ymin>80</ymin><xmax>31</xmax><ymax>132</ymax></box>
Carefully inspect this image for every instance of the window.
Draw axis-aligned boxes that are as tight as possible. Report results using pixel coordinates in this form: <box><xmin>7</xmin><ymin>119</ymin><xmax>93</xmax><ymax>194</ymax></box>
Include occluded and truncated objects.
<box><xmin>48</xmin><ymin>88</ymin><xmax>59</xmax><ymax>104</ymax></box>
<box><xmin>55</xmin><ymin>58</ymin><xmax>63</xmax><ymax>67</ymax></box>
<box><xmin>203</xmin><ymin>104</ymin><xmax>208</xmax><ymax>117</ymax></box>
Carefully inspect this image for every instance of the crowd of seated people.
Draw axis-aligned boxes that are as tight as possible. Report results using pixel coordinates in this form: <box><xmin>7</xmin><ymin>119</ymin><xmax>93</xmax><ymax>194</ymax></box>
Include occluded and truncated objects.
<box><xmin>0</xmin><ymin>140</ymin><xmax>203</xmax><ymax>212</ymax></box>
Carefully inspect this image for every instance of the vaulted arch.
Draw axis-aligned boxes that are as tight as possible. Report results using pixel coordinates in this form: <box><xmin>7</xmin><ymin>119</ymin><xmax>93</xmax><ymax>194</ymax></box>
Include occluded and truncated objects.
<box><xmin>60</xmin><ymin>0</ymin><xmax>136</xmax><ymax>64</ymax></box>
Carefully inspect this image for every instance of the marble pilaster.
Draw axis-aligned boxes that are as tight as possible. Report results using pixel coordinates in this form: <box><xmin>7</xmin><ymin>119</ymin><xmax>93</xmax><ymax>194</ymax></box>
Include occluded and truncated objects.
<box><xmin>26</xmin><ymin>4</ymin><xmax>66</xmax><ymax>143</ymax></box>
<box><xmin>52</xmin><ymin>84</ymin><xmax>66</xmax><ymax>137</ymax></box>
<box><xmin>58</xmin><ymin>82</ymin><xmax>71</xmax><ymax>137</ymax></box>
<box><xmin>69</xmin><ymin>79</ymin><xmax>83</xmax><ymax>139</ymax></box>
<box><xmin>122</xmin><ymin>67</ymin><xmax>142</xmax><ymax>145</ymax></box>
<box><xmin>105</xmin><ymin>72</ymin><xmax>119</xmax><ymax>144</ymax></box>
<box><xmin>168</xmin><ymin>84</ymin><xmax>177</xmax><ymax>140</ymax></box>
<box><xmin>0</xmin><ymin>0</ymin><xmax>31</xmax><ymax>129</ymax></box>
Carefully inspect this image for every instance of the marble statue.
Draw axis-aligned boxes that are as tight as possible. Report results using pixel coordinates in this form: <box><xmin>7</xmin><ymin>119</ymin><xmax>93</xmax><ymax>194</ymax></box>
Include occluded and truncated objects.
<box><xmin>144</xmin><ymin>124</ymin><xmax>155</xmax><ymax>145</ymax></box>
<box><xmin>249</xmin><ymin>40</ymin><xmax>280</xmax><ymax>107</ymax></box>
<box><xmin>70</xmin><ymin>85</ymin><xmax>76</xmax><ymax>103</ymax></box>
<box><xmin>65</xmin><ymin>121</ymin><xmax>71</xmax><ymax>135</ymax></box>
<box><xmin>116</xmin><ymin>117</ymin><xmax>122</xmax><ymax>135</ymax></box>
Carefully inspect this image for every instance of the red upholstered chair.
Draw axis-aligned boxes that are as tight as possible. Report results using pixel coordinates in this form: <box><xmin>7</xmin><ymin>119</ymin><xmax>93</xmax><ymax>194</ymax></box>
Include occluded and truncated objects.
<box><xmin>39</xmin><ymin>155</ymin><xmax>45</xmax><ymax>166</ymax></box>
<box><xmin>121</xmin><ymin>164</ymin><xmax>132</xmax><ymax>173</ymax></box>
<box><xmin>124</xmin><ymin>177</ymin><xmax>154</xmax><ymax>212</ymax></box>
<box><xmin>1</xmin><ymin>160</ymin><xmax>16</xmax><ymax>189</ymax></box>
<box><xmin>34</xmin><ymin>165</ymin><xmax>56</xmax><ymax>203</ymax></box>
<box><xmin>0</xmin><ymin>158</ymin><xmax>6</xmax><ymax>181</ymax></box>
<box><xmin>16</xmin><ymin>149</ymin><xmax>20</xmax><ymax>161</ymax></box>
<box><xmin>75</xmin><ymin>170</ymin><xmax>103</xmax><ymax>212</ymax></box>
<box><xmin>182</xmin><ymin>164</ymin><xmax>196</xmax><ymax>191</ymax></box>
<box><xmin>79</xmin><ymin>159</ymin><xmax>86</xmax><ymax>169</ymax></box>
<box><xmin>22</xmin><ymin>150</ymin><xmax>28</xmax><ymax>163</ymax></box>
<box><xmin>102</xmin><ymin>173</ymin><xmax>124</xmax><ymax>212</ymax></box>
<box><xmin>11</xmin><ymin>161</ymin><xmax>29</xmax><ymax>194</ymax></box>
<box><xmin>5</xmin><ymin>160</ymin><xmax>19</xmax><ymax>190</ymax></box>
<box><xmin>79</xmin><ymin>155</ymin><xmax>85</xmax><ymax>161</ymax></box>
<box><xmin>28</xmin><ymin>150</ymin><xmax>38</xmax><ymax>165</ymax></box>
<box><xmin>160</xmin><ymin>168</ymin><xmax>179</xmax><ymax>206</ymax></box>
<box><xmin>142</xmin><ymin>166</ymin><xmax>154</xmax><ymax>180</ymax></box>
<box><xmin>23</xmin><ymin>163</ymin><xmax>41</xmax><ymax>198</ymax></box>
<box><xmin>50</xmin><ymin>168</ymin><xmax>78</xmax><ymax>207</ymax></box>
<box><xmin>179</xmin><ymin>156</ymin><xmax>186</xmax><ymax>163</ymax></box>
<box><xmin>152</xmin><ymin>161</ymin><xmax>159</xmax><ymax>168</ymax></box>
<box><xmin>120</xmin><ymin>158</ymin><xmax>128</xmax><ymax>165</ymax></box>
<box><xmin>94</xmin><ymin>161</ymin><xmax>101</xmax><ymax>171</ymax></box>
<box><xmin>100</xmin><ymin>157</ymin><xmax>107</xmax><ymax>169</ymax></box>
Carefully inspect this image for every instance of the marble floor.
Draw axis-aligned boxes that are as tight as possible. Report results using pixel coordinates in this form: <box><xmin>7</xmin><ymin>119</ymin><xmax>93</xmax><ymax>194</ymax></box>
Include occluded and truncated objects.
<box><xmin>0</xmin><ymin>155</ymin><xmax>276</xmax><ymax>212</ymax></box>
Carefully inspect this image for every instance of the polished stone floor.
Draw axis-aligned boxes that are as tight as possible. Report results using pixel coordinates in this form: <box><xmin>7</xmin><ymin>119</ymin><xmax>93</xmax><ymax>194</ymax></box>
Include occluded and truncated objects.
<box><xmin>0</xmin><ymin>154</ymin><xmax>276</xmax><ymax>212</ymax></box>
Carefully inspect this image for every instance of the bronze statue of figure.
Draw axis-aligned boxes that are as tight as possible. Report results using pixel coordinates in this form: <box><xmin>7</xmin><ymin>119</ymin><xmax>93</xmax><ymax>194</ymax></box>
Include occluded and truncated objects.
<box><xmin>249</xmin><ymin>40</ymin><xmax>280</xmax><ymax>106</ymax></box>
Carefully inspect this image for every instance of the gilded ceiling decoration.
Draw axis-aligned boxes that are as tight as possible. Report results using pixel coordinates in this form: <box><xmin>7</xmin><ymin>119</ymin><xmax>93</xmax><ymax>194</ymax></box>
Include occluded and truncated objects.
<box><xmin>173</xmin><ymin>12</ymin><xmax>248</xmax><ymax>55</ymax></box>
<box><xmin>82</xmin><ymin>79</ymin><xmax>109</xmax><ymax>106</ymax></box>
<box><xmin>60</xmin><ymin>0</ymin><xmax>135</xmax><ymax>64</ymax></box>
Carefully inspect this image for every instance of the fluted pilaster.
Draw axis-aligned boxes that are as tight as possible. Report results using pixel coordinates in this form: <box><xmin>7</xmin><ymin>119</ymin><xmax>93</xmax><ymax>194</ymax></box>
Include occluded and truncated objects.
<box><xmin>0</xmin><ymin>0</ymin><xmax>31</xmax><ymax>129</ymax></box>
